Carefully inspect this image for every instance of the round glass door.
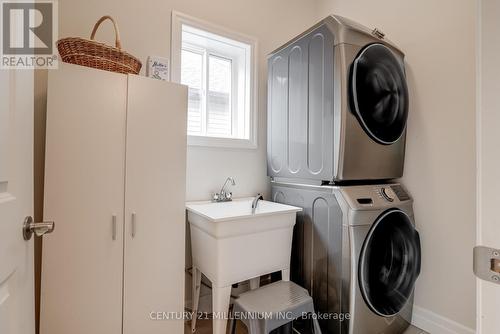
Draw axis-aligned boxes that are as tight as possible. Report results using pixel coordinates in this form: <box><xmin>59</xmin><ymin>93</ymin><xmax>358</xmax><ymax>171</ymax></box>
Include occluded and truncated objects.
<box><xmin>358</xmin><ymin>209</ymin><xmax>421</xmax><ymax>317</ymax></box>
<box><xmin>350</xmin><ymin>43</ymin><xmax>409</xmax><ymax>145</ymax></box>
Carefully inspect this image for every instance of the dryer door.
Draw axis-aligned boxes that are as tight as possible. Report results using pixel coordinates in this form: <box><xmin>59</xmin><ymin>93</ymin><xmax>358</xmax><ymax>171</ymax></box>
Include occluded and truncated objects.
<box><xmin>358</xmin><ymin>209</ymin><xmax>421</xmax><ymax>317</ymax></box>
<box><xmin>350</xmin><ymin>43</ymin><xmax>409</xmax><ymax>145</ymax></box>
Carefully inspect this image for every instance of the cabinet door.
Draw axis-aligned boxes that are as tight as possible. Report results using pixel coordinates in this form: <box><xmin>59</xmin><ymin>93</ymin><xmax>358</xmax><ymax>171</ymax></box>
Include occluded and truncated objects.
<box><xmin>41</xmin><ymin>64</ymin><xmax>127</xmax><ymax>334</ymax></box>
<box><xmin>123</xmin><ymin>75</ymin><xmax>187</xmax><ymax>334</ymax></box>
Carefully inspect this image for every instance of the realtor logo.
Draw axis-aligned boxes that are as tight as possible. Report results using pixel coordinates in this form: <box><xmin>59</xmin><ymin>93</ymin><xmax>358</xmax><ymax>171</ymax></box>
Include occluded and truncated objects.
<box><xmin>1</xmin><ymin>0</ymin><xmax>58</xmax><ymax>68</ymax></box>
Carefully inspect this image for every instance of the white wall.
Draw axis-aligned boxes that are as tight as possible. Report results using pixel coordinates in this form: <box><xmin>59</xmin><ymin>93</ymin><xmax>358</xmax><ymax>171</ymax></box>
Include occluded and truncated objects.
<box><xmin>55</xmin><ymin>0</ymin><xmax>318</xmax><ymax>201</ymax></box>
<box><xmin>36</xmin><ymin>0</ymin><xmax>478</xmax><ymax>331</ymax></box>
<box><xmin>315</xmin><ymin>0</ymin><xmax>477</xmax><ymax>331</ymax></box>
<box><xmin>34</xmin><ymin>0</ymin><xmax>318</xmax><ymax>324</ymax></box>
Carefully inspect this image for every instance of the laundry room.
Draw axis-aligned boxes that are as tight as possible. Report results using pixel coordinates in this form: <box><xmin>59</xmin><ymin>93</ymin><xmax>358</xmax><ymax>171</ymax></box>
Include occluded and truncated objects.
<box><xmin>2</xmin><ymin>0</ymin><xmax>498</xmax><ymax>334</ymax></box>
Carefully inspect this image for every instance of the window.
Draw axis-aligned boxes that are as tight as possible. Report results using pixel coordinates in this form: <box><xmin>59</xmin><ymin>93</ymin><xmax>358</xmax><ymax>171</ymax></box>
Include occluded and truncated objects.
<box><xmin>172</xmin><ymin>12</ymin><xmax>257</xmax><ymax>148</ymax></box>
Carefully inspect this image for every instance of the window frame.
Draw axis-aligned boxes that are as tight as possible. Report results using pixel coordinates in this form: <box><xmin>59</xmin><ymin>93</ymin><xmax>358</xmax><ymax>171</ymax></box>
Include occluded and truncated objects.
<box><xmin>171</xmin><ymin>11</ymin><xmax>258</xmax><ymax>149</ymax></box>
<box><xmin>182</xmin><ymin>44</ymin><xmax>237</xmax><ymax>138</ymax></box>
<box><xmin>181</xmin><ymin>45</ymin><xmax>207</xmax><ymax>135</ymax></box>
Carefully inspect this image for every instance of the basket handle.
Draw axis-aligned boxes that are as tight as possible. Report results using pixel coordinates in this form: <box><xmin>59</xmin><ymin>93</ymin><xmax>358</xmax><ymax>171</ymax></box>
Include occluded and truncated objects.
<box><xmin>90</xmin><ymin>15</ymin><xmax>122</xmax><ymax>49</ymax></box>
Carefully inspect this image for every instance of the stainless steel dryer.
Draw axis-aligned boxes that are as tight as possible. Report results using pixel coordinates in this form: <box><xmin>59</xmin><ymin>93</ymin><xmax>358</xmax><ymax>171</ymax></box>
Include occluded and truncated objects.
<box><xmin>271</xmin><ymin>182</ymin><xmax>421</xmax><ymax>334</ymax></box>
<box><xmin>267</xmin><ymin>16</ymin><xmax>409</xmax><ymax>182</ymax></box>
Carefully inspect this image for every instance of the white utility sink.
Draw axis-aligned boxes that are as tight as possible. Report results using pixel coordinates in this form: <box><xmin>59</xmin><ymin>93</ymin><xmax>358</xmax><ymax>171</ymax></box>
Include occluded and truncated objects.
<box><xmin>187</xmin><ymin>198</ymin><xmax>301</xmax><ymax>238</ymax></box>
<box><xmin>186</xmin><ymin>198</ymin><xmax>302</xmax><ymax>334</ymax></box>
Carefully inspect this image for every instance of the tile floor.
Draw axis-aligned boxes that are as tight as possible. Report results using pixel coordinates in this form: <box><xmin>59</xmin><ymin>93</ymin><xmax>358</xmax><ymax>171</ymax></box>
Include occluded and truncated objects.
<box><xmin>185</xmin><ymin>318</ymin><xmax>248</xmax><ymax>334</ymax></box>
<box><xmin>404</xmin><ymin>325</ymin><xmax>429</xmax><ymax>334</ymax></box>
<box><xmin>185</xmin><ymin>319</ymin><xmax>428</xmax><ymax>334</ymax></box>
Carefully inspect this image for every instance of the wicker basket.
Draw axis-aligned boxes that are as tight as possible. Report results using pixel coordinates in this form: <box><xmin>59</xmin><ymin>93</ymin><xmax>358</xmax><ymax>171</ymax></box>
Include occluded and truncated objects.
<box><xmin>57</xmin><ymin>16</ymin><xmax>142</xmax><ymax>75</ymax></box>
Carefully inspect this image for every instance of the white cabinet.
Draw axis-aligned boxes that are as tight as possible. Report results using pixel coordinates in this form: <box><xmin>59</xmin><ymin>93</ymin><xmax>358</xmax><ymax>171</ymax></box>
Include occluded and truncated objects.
<box><xmin>123</xmin><ymin>74</ymin><xmax>187</xmax><ymax>334</ymax></box>
<box><xmin>40</xmin><ymin>64</ymin><xmax>187</xmax><ymax>334</ymax></box>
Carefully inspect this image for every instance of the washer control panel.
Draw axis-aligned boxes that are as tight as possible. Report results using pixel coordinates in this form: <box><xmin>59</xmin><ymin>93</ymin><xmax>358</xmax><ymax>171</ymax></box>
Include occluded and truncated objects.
<box><xmin>374</xmin><ymin>185</ymin><xmax>410</xmax><ymax>203</ymax></box>
<box><xmin>342</xmin><ymin>183</ymin><xmax>412</xmax><ymax>209</ymax></box>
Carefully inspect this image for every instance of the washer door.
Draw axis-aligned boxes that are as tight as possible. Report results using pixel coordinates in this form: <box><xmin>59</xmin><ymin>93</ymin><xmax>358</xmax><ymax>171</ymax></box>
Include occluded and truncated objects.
<box><xmin>350</xmin><ymin>43</ymin><xmax>409</xmax><ymax>145</ymax></box>
<box><xmin>359</xmin><ymin>209</ymin><xmax>421</xmax><ymax>317</ymax></box>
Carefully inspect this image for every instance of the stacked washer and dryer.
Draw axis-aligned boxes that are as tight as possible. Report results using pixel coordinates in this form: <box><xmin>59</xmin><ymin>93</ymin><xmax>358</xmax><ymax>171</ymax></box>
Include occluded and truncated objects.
<box><xmin>267</xmin><ymin>16</ymin><xmax>421</xmax><ymax>334</ymax></box>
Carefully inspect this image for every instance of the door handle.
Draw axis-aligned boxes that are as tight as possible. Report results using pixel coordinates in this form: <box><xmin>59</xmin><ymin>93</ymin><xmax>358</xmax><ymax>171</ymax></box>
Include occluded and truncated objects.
<box><xmin>23</xmin><ymin>216</ymin><xmax>55</xmax><ymax>241</ymax></box>
<box><xmin>112</xmin><ymin>215</ymin><xmax>117</xmax><ymax>241</ymax></box>
<box><xmin>474</xmin><ymin>246</ymin><xmax>500</xmax><ymax>284</ymax></box>
<box><xmin>131</xmin><ymin>212</ymin><xmax>136</xmax><ymax>238</ymax></box>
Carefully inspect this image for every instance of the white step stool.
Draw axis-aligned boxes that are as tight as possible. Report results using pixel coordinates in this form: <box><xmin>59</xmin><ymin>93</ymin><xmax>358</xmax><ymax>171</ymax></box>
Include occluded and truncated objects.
<box><xmin>230</xmin><ymin>280</ymin><xmax>322</xmax><ymax>334</ymax></box>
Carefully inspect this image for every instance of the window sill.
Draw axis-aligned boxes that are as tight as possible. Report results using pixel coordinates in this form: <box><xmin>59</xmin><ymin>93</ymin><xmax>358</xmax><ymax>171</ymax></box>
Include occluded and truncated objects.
<box><xmin>187</xmin><ymin>135</ymin><xmax>257</xmax><ymax>149</ymax></box>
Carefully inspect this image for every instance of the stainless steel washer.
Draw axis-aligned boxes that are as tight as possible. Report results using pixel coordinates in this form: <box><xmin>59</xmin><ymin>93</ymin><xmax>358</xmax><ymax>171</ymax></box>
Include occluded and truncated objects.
<box><xmin>271</xmin><ymin>181</ymin><xmax>421</xmax><ymax>334</ymax></box>
<box><xmin>267</xmin><ymin>16</ymin><xmax>409</xmax><ymax>182</ymax></box>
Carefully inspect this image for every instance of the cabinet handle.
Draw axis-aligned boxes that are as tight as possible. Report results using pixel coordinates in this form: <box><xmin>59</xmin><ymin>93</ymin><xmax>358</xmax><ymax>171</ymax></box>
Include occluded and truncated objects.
<box><xmin>112</xmin><ymin>215</ymin><xmax>117</xmax><ymax>240</ymax></box>
<box><xmin>131</xmin><ymin>212</ymin><xmax>136</xmax><ymax>238</ymax></box>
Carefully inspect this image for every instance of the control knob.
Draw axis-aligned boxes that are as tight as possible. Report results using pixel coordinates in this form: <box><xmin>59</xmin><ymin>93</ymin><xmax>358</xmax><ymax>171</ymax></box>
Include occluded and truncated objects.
<box><xmin>381</xmin><ymin>187</ymin><xmax>396</xmax><ymax>202</ymax></box>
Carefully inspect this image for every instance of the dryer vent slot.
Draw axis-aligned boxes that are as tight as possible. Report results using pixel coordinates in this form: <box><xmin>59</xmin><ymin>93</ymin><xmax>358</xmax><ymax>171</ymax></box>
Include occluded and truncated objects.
<box><xmin>357</xmin><ymin>198</ymin><xmax>373</xmax><ymax>205</ymax></box>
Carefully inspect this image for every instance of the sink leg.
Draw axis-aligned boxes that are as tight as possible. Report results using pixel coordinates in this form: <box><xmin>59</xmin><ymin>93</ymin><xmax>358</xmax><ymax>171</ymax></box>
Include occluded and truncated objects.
<box><xmin>212</xmin><ymin>285</ymin><xmax>232</xmax><ymax>334</ymax></box>
<box><xmin>249</xmin><ymin>277</ymin><xmax>260</xmax><ymax>290</ymax></box>
<box><xmin>282</xmin><ymin>269</ymin><xmax>290</xmax><ymax>281</ymax></box>
<box><xmin>191</xmin><ymin>267</ymin><xmax>202</xmax><ymax>332</ymax></box>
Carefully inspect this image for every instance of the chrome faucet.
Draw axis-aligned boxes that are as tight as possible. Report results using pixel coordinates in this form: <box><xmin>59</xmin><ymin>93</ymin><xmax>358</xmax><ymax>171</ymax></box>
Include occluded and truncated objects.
<box><xmin>212</xmin><ymin>177</ymin><xmax>236</xmax><ymax>202</ymax></box>
<box><xmin>251</xmin><ymin>194</ymin><xmax>263</xmax><ymax>214</ymax></box>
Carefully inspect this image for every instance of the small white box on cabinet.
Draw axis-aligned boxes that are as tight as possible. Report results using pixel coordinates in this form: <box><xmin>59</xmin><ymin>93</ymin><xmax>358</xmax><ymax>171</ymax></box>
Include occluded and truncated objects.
<box><xmin>146</xmin><ymin>56</ymin><xmax>169</xmax><ymax>81</ymax></box>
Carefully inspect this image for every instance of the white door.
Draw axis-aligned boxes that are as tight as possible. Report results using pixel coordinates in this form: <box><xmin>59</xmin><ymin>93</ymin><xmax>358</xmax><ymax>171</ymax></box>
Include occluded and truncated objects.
<box><xmin>477</xmin><ymin>1</ymin><xmax>500</xmax><ymax>333</ymax></box>
<box><xmin>0</xmin><ymin>69</ymin><xmax>35</xmax><ymax>334</ymax></box>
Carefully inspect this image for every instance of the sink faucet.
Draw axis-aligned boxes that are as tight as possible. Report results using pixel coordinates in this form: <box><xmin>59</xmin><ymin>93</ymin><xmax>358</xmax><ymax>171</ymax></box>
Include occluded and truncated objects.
<box><xmin>213</xmin><ymin>177</ymin><xmax>236</xmax><ymax>202</ymax></box>
<box><xmin>251</xmin><ymin>194</ymin><xmax>263</xmax><ymax>214</ymax></box>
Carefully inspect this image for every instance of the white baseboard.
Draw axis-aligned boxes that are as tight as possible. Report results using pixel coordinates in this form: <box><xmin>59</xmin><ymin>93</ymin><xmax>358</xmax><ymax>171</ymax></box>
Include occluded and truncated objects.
<box><xmin>412</xmin><ymin>306</ymin><xmax>475</xmax><ymax>334</ymax></box>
